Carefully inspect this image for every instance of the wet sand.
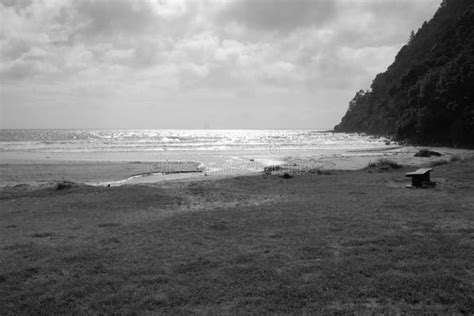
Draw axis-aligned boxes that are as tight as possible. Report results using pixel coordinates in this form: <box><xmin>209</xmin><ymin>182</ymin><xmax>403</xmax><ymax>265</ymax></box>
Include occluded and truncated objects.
<box><xmin>1</xmin><ymin>145</ymin><xmax>472</xmax><ymax>187</ymax></box>
<box><xmin>0</xmin><ymin>161</ymin><xmax>203</xmax><ymax>187</ymax></box>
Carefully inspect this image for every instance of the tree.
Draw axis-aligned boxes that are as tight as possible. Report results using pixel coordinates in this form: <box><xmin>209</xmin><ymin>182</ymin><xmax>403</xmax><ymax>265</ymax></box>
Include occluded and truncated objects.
<box><xmin>408</xmin><ymin>30</ymin><xmax>416</xmax><ymax>45</ymax></box>
<box><xmin>334</xmin><ymin>0</ymin><xmax>474</xmax><ymax>147</ymax></box>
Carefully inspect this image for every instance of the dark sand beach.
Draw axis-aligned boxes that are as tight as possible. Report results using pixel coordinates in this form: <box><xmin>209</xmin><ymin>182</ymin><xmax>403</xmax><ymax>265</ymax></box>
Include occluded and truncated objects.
<box><xmin>1</xmin><ymin>157</ymin><xmax>473</xmax><ymax>314</ymax></box>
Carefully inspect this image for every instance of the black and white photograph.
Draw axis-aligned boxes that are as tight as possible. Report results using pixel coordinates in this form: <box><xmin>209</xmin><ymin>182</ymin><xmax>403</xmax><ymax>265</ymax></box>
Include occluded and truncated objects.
<box><xmin>1</xmin><ymin>0</ymin><xmax>473</xmax><ymax>313</ymax></box>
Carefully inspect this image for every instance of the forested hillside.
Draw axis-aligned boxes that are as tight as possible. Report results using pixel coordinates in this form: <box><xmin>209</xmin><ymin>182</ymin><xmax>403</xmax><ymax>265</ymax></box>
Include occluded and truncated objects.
<box><xmin>334</xmin><ymin>0</ymin><xmax>474</xmax><ymax>147</ymax></box>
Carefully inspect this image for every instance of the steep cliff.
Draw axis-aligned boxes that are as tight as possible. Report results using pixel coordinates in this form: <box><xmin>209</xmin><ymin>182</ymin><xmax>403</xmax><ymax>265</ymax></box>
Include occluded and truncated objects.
<box><xmin>334</xmin><ymin>0</ymin><xmax>474</xmax><ymax>147</ymax></box>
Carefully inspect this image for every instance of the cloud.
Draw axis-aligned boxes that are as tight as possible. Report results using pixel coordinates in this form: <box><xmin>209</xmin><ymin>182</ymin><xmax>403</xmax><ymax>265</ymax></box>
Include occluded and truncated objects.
<box><xmin>219</xmin><ymin>0</ymin><xmax>337</xmax><ymax>32</ymax></box>
<box><xmin>63</xmin><ymin>0</ymin><xmax>158</xmax><ymax>43</ymax></box>
<box><xmin>0</xmin><ymin>0</ymin><xmax>32</xmax><ymax>10</ymax></box>
<box><xmin>0</xmin><ymin>60</ymin><xmax>38</xmax><ymax>80</ymax></box>
<box><xmin>1</xmin><ymin>39</ymin><xmax>31</xmax><ymax>61</ymax></box>
<box><xmin>330</xmin><ymin>0</ymin><xmax>441</xmax><ymax>47</ymax></box>
<box><xmin>0</xmin><ymin>0</ymin><xmax>442</xmax><ymax>128</ymax></box>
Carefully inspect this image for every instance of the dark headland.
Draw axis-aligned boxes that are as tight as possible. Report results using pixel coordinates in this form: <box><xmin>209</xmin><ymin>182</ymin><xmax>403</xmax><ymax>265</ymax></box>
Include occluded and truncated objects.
<box><xmin>335</xmin><ymin>0</ymin><xmax>474</xmax><ymax>147</ymax></box>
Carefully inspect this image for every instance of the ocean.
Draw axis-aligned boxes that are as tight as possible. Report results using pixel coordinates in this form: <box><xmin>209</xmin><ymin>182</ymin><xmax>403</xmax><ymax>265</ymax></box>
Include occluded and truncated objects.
<box><xmin>0</xmin><ymin>129</ymin><xmax>394</xmax><ymax>176</ymax></box>
<box><xmin>0</xmin><ymin>129</ymin><xmax>389</xmax><ymax>153</ymax></box>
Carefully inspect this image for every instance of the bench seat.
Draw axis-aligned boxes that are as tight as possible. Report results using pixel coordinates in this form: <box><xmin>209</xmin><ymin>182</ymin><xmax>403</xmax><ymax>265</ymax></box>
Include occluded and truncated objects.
<box><xmin>406</xmin><ymin>168</ymin><xmax>434</xmax><ymax>188</ymax></box>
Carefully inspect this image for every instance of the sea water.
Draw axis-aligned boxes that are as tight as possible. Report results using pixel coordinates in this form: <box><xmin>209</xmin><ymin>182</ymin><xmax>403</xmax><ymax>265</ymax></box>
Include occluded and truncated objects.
<box><xmin>0</xmin><ymin>129</ymin><xmax>394</xmax><ymax>175</ymax></box>
<box><xmin>0</xmin><ymin>129</ymin><xmax>390</xmax><ymax>153</ymax></box>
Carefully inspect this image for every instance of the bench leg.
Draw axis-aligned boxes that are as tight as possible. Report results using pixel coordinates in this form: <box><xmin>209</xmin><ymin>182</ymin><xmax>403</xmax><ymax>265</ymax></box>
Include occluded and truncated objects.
<box><xmin>412</xmin><ymin>177</ymin><xmax>422</xmax><ymax>187</ymax></box>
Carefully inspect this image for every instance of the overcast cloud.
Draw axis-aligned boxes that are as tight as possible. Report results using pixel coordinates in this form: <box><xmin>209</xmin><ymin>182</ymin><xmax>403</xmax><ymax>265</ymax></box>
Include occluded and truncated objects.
<box><xmin>0</xmin><ymin>0</ymin><xmax>441</xmax><ymax>129</ymax></box>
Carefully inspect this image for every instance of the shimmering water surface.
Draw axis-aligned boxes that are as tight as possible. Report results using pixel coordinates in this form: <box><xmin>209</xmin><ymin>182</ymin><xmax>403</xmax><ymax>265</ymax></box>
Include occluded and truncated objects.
<box><xmin>0</xmin><ymin>129</ymin><xmax>388</xmax><ymax>153</ymax></box>
<box><xmin>0</xmin><ymin>129</ymin><xmax>395</xmax><ymax>177</ymax></box>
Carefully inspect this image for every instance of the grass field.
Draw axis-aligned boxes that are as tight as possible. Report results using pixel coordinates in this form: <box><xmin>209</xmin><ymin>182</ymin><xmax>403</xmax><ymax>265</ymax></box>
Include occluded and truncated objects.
<box><xmin>1</xmin><ymin>159</ymin><xmax>473</xmax><ymax>314</ymax></box>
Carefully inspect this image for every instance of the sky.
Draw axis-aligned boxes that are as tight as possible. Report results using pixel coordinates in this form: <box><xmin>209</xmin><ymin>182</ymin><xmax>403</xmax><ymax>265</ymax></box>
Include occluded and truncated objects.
<box><xmin>0</xmin><ymin>0</ymin><xmax>441</xmax><ymax>129</ymax></box>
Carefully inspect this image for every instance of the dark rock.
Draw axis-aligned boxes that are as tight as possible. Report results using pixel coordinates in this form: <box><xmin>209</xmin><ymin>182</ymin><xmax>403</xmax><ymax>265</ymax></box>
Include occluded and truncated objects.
<box><xmin>56</xmin><ymin>181</ymin><xmax>76</xmax><ymax>191</ymax></box>
<box><xmin>414</xmin><ymin>149</ymin><xmax>431</xmax><ymax>157</ymax></box>
<box><xmin>414</xmin><ymin>149</ymin><xmax>442</xmax><ymax>157</ymax></box>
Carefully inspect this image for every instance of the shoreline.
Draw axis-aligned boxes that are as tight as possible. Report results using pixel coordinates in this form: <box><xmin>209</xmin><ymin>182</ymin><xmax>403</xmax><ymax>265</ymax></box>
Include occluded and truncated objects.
<box><xmin>1</xmin><ymin>145</ymin><xmax>474</xmax><ymax>189</ymax></box>
<box><xmin>0</xmin><ymin>161</ymin><xmax>204</xmax><ymax>188</ymax></box>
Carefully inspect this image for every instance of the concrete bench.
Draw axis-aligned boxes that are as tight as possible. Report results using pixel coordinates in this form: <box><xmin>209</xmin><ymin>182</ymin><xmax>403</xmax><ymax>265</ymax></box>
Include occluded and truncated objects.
<box><xmin>405</xmin><ymin>168</ymin><xmax>434</xmax><ymax>188</ymax></box>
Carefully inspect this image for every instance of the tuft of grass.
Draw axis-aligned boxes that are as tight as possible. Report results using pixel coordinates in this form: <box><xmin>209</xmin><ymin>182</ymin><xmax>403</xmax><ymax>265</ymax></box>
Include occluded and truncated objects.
<box><xmin>367</xmin><ymin>159</ymin><xmax>403</xmax><ymax>170</ymax></box>
<box><xmin>367</xmin><ymin>161</ymin><xmax>377</xmax><ymax>168</ymax></box>
<box><xmin>429</xmin><ymin>159</ymin><xmax>450</xmax><ymax>167</ymax></box>
<box><xmin>208</xmin><ymin>221</ymin><xmax>229</xmax><ymax>231</ymax></box>
<box><xmin>378</xmin><ymin>159</ymin><xmax>403</xmax><ymax>169</ymax></box>
<box><xmin>30</xmin><ymin>232</ymin><xmax>54</xmax><ymax>238</ymax></box>
<box><xmin>450</xmin><ymin>155</ymin><xmax>464</xmax><ymax>162</ymax></box>
<box><xmin>279</xmin><ymin>172</ymin><xmax>293</xmax><ymax>179</ymax></box>
<box><xmin>97</xmin><ymin>223</ymin><xmax>121</xmax><ymax>228</ymax></box>
<box><xmin>56</xmin><ymin>181</ymin><xmax>77</xmax><ymax>191</ymax></box>
<box><xmin>308</xmin><ymin>168</ymin><xmax>332</xmax><ymax>175</ymax></box>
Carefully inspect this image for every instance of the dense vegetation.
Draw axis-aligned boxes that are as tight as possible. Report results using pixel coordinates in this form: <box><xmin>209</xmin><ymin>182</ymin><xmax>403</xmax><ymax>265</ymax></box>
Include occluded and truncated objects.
<box><xmin>335</xmin><ymin>0</ymin><xmax>474</xmax><ymax>147</ymax></box>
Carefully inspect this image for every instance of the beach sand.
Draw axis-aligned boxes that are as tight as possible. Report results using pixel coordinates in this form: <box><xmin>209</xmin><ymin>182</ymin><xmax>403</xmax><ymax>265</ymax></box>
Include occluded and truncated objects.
<box><xmin>1</xmin><ymin>152</ymin><xmax>473</xmax><ymax>313</ymax></box>
<box><xmin>1</xmin><ymin>145</ymin><xmax>472</xmax><ymax>187</ymax></box>
<box><xmin>0</xmin><ymin>161</ymin><xmax>204</xmax><ymax>187</ymax></box>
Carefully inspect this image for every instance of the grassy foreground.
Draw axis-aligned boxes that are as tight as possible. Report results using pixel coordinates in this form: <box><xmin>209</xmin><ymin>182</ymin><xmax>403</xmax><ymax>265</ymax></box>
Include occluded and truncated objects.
<box><xmin>1</xmin><ymin>160</ymin><xmax>473</xmax><ymax>314</ymax></box>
